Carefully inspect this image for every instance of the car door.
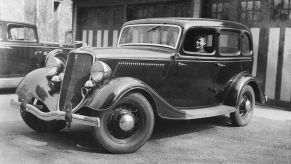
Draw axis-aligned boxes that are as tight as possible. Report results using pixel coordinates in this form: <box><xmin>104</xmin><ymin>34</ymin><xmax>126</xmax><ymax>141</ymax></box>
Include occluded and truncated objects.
<box><xmin>2</xmin><ymin>23</ymin><xmax>40</xmax><ymax>77</ymax></box>
<box><xmin>157</xmin><ymin>28</ymin><xmax>220</xmax><ymax>107</ymax></box>
<box><xmin>213</xmin><ymin>29</ymin><xmax>251</xmax><ymax>102</ymax></box>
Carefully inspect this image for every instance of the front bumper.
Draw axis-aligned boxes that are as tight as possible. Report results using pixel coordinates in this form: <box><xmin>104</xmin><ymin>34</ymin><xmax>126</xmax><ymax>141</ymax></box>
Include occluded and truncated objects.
<box><xmin>10</xmin><ymin>99</ymin><xmax>100</xmax><ymax>127</ymax></box>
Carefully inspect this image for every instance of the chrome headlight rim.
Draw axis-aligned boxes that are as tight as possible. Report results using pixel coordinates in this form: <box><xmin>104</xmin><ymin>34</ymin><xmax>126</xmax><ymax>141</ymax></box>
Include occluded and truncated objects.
<box><xmin>45</xmin><ymin>56</ymin><xmax>65</xmax><ymax>76</ymax></box>
<box><xmin>90</xmin><ymin>61</ymin><xmax>112</xmax><ymax>83</ymax></box>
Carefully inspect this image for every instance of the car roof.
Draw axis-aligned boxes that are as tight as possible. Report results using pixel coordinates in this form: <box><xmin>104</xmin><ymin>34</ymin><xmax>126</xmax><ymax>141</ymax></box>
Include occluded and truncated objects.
<box><xmin>123</xmin><ymin>17</ymin><xmax>249</xmax><ymax>31</ymax></box>
<box><xmin>0</xmin><ymin>19</ymin><xmax>35</xmax><ymax>26</ymax></box>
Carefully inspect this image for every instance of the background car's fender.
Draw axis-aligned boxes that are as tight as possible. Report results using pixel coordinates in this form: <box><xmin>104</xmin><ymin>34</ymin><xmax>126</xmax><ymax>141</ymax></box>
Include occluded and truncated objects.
<box><xmin>82</xmin><ymin>77</ymin><xmax>185</xmax><ymax>119</ymax></box>
<box><xmin>223</xmin><ymin>72</ymin><xmax>266</xmax><ymax>107</ymax></box>
<box><xmin>16</xmin><ymin>68</ymin><xmax>59</xmax><ymax>111</ymax></box>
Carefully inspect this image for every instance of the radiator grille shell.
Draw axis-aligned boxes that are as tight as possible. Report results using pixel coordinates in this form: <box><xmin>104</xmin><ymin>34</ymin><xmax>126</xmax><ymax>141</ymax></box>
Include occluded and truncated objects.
<box><xmin>59</xmin><ymin>53</ymin><xmax>93</xmax><ymax>111</ymax></box>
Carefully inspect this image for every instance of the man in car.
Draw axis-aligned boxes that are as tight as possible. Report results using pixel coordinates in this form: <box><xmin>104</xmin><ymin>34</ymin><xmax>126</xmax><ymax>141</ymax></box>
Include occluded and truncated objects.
<box><xmin>194</xmin><ymin>35</ymin><xmax>206</xmax><ymax>53</ymax></box>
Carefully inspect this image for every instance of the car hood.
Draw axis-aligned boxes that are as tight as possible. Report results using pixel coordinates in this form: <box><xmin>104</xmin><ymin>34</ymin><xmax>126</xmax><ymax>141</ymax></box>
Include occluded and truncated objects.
<box><xmin>78</xmin><ymin>46</ymin><xmax>175</xmax><ymax>60</ymax></box>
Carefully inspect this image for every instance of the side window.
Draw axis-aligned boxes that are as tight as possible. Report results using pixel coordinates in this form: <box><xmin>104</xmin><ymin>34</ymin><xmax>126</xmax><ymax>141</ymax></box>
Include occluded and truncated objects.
<box><xmin>7</xmin><ymin>25</ymin><xmax>36</xmax><ymax>42</ymax></box>
<box><xmin>219</xmin><ymin>30</ymin><xmax>240</xmax><ymax>56</ymax></box>
<box><xmin>183</xmin><ymin>29</ymin><xmax>216</xmax><ymax>55</ymax></box>
<box><xmin>242</xmin><ymin>33</ymin><xmax>252</xmax><ymax>56</ymax></box>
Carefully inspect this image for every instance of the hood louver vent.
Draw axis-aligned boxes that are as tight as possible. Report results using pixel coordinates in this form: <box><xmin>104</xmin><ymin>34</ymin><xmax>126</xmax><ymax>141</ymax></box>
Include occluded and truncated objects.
<box><xmin>112</xmin><ymin>62</ymin><xmax>165</xmax><ymax>86</ymax></box>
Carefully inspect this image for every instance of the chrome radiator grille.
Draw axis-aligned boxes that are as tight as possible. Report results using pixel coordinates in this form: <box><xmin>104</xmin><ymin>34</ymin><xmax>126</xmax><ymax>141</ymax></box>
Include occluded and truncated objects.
<box><xmin>59</xmin><ymin>53</ymin><xmax>93</xmax><ymax>111</ymax></box>
<box><xmin>112</xmin><ymin>62</ymin><xmax>165</xmax><ymax>86</ymax></box>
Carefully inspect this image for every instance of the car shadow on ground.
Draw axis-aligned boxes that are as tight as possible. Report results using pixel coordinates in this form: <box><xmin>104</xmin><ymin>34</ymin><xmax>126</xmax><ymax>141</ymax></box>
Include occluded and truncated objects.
<box><xmin>151</xmin><ymin>115</ymin><xmax>233</xmax><ymax>140</ymax></box>
<box><xmin>18</xmin><ymin>115</ymin><xmax>234</xmax><ymax>154</ymax></box>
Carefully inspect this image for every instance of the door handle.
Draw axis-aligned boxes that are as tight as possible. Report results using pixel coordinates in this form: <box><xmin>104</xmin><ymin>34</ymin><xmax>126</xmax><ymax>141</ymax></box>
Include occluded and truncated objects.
<box><xmin>178</xmin><ymin>62</ymin><xmax>187</xmax><ymax>67</ymax></box>
<box><xmin>216</xmin><ymin>63</ymin><xmax>226</xmax><ymax>68</ymax></box>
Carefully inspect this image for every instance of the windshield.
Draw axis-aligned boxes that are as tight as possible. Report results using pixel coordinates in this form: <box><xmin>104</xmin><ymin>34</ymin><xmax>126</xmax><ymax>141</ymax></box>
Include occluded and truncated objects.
<box><xmin>118</xmin><ymin>24</ymin><xmax>181</xmax><ymax>49</ymax></box>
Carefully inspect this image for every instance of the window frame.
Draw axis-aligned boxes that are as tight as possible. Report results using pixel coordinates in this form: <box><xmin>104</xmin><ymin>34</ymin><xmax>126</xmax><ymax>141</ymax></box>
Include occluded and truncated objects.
<box><xmin>239</xmin><ymin>0</ymin><xmax>261</xmax><ymax>22</ymax></box>
<box><xmin>182</xmin><ymin>27</ymin><xmax>218</xmax><ymax>56</ymax></box>
<box><xmin>117</xmin><ymin>24</ymin><xmax>182</xmax><ymax>50</ymax></box>
<box><xmin>6</xmin><ymin>23</ymin><xmax>38</xmax><ymax>43</ymax></box>
<box><xmin>241</xmin><ymin>31</ymin><xmax>253</xmax><ymax>56</ymax></box>
<box><xmin>218</xmin><ymin>29</ymin><xmax>241</xmax><ymax>56</ymax></box>
<box><xmin>271</xmin><ymin>0</ymin><xmax>291</xmax><ymax>20</ymax></box>
<box><xmin>211</xmin><ymin>0</ymin><xmax>231</xmax><ymax>20</ymax></box>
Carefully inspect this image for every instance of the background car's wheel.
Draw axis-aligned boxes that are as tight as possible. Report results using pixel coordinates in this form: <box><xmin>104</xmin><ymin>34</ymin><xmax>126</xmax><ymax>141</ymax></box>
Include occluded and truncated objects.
<box><xmin>20</xmin><ymin>98</ymin><xmax>66</xmax><ymax>133</ymax></box>
<box><xmin>92</xmin><ymin>93</ymin><xmax>154</xmax><ymax>154</ymax></box>
<box><xmin>230</xmin><ymin>85</ymin><xmax>255</xmax><ymax>126</ymax></box>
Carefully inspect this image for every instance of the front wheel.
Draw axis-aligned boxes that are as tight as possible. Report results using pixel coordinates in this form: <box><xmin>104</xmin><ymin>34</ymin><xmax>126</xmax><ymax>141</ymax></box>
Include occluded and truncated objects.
<box><xmin>92</xmin><ymin>93</ymin><xmax>154</xmax><ymax>154</ymax></box>
<box><xmin>230</xmin><ymin>85</ymin><xmax>255</xmax><ymax>126</ymax></box>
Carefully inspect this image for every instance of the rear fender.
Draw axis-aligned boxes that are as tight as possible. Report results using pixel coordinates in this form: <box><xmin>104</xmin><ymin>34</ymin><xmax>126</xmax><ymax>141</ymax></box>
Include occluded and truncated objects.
<box><xmin>16</xmin><ymin>68</ymin><xmax>59</xmax><ymax>111</ymax></box>
<box><xmin>223</xmin><ymin>72</ymin><xmax>266</xmax><ymax>107</ymax></box>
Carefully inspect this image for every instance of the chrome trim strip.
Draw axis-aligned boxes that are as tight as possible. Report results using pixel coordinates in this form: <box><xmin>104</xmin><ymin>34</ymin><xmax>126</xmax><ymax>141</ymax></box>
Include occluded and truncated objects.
<box><xmin>10</xmin><ymin>99</ymin><xmax>100</xmax><ymax>127</ymax></box>
<box><xmin>117</xmin><ymin>24</ymin><xmax>182</xmax><ymax>50</ymax></box>
<box><xmin>179</xmin><ymin>56</ymin><xmax>252</xmax><ymax>61</ymax></box>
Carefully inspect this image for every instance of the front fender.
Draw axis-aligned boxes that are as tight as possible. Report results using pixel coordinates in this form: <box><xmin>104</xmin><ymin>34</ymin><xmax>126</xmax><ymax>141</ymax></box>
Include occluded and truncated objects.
<box><xmin>223</xmin><ymin>72</ymin><xmax>266</xmax><ymax>107</ymax></box>
<box><xmin>16</xmin><ymin>68</ymin><xmax>59</xmax><ymax>111</ymax></box>
<box><xmin>83</xmin><ymin>77</ymin><xmax>151</xmax><ymax>110</ymax></box>
<box><xmin>83</xmin><ymin>77</ymin><xmax>185</xmax><ymax>119</ymax></box>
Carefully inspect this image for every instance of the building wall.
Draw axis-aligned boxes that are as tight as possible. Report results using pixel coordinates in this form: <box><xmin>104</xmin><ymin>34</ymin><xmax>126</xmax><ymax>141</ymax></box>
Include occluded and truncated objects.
<box><xmin>0</xmin><ymin>0</ymin><xmax>25</xmax><ymax>21</ymax></box>
<box><xmin>0</xmin><ymin>0</ymin><xmax>73</xmax><ymax>43</ymax></box>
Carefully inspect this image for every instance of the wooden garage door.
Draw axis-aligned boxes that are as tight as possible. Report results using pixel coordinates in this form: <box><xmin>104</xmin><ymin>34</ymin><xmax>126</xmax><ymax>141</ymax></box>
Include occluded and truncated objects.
<box><xmin>77</xmin><ymin>1</ymin><xmax>192</xmax><ymax>47</ymax></box>
<box><xmin>77</xmin><ymin>5</ymin><xmax>124</xmax><ymax>47</ymax></box>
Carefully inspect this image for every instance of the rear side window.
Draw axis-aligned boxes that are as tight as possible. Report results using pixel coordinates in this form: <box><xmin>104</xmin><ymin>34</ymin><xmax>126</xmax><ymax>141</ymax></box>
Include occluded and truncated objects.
<box><xmin>242</xmin><ymin>33</ymin><xmax>252</xmax><ymax>56</ymax></box>
<box><xmin>7</xmin><ymin>24</ymin><xmax>37</xmax><ymax>42</ymax></box>
<box><xmin>219</xmin><ymin>30</ymin><xmax>240</xmax><ymax>56</ymax></box>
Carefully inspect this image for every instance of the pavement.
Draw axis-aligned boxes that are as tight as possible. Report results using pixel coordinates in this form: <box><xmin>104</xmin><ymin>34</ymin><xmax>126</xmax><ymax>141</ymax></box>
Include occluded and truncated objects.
<box><xmin>0</xmin><ymin>93</ymin><xmax>290</xmax><ymax>164</ymax></box>
<box><xmin>255</xmin><ymin>105</ymin><xmax>291</xmax><ymax>121</ymax></box>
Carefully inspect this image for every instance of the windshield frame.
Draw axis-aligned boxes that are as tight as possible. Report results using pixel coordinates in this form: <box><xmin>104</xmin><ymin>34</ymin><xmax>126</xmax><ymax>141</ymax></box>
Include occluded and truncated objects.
<box><xmin>117</xmin><ymin>24</ymin><xmax>182</xmax><ymax>49</ymax></box>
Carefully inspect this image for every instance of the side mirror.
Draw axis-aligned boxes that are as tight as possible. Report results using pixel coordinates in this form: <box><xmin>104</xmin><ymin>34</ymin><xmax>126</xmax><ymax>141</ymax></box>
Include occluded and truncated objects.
<box><xmin>74</xmin><ymin>41</ymin><xmax>88</xmax><ymax>48</ymax></box>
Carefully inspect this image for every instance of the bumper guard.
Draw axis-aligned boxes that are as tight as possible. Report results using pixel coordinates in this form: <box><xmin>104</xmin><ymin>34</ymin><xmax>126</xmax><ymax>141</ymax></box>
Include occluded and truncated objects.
<box><xmin>10</xmin><ymin>99</ymin><xmax>100</xmax><ymax>127</ymax></box>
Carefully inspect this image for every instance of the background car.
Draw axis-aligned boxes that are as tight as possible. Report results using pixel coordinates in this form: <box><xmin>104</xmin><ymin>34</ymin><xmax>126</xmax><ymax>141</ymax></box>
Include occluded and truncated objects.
<box><xmin>0</xmin><ymin>19</ymin><xmax>75</xmax><ymax>89</ymax></box>
<box><xmin>11</xmin><ymin>18</ymin><xmax>266</xmax><ymax>154</ymax></box>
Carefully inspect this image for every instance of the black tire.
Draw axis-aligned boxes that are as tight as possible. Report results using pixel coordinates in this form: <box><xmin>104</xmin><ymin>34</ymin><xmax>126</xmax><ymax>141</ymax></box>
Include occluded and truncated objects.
<box><xmin>92</xmin><ymin>93</ymin><xmax>154</xmax><ymax>154</ymax></box>
<box><xmin>20</xmin><ymin>99</ymin><xmax>66</xmax><ymax>133</ymax></box>
<box><xmin>230</xmin><ymin>85</ymin><xmax>255</xmax><ymax>126</ymax></box>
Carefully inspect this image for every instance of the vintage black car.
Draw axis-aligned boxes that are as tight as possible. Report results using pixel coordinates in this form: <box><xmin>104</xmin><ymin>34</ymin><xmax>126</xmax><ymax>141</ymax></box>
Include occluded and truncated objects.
<box><xmin>0</xmin><ymin>19</ymin><xmax>74</xmax><ymax>88</ymax></box>
<box><xmin>11</xmin><ymin>18</ymin><xmax>266</xmax><ymax>154</ymax></box>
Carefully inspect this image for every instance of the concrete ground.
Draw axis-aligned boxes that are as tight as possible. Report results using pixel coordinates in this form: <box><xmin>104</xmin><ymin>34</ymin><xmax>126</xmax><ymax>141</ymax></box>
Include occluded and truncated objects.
<box><xmin>0</xmin><ymin>93</ymin><xmax>290</xmax><ymax>164</ymax></box>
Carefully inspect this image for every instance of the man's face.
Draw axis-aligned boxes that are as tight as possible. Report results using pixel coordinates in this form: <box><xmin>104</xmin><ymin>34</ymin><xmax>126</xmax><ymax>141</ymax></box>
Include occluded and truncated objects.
<box><xmin>195</xmin><ymin>37</ymin><xmax>206</xmax><ymax>50</ymax></box>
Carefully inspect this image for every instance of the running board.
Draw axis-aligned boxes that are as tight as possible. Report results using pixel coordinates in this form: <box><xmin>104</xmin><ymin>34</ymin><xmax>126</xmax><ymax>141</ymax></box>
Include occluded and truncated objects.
<box><xmin>180</xmin><ymin>105</ymin><xmax>236</xmax><ymax>120</ymax></box>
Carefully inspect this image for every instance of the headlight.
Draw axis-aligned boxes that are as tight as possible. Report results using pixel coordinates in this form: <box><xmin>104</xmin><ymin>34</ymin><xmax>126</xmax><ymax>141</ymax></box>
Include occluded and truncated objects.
<box><xmin>46</xmin><ymin>57</ymin><xmax>65</xmax><ymax>76</ymax></box>
<box><xmin>91</xmin><ymin>61</ymin><xmax>112</xmax><ymax>82</ymax></box>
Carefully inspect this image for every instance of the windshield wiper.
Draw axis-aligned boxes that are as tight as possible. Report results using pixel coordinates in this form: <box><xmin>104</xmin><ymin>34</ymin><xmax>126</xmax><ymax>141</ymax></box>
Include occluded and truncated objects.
<box><xmin>147</xmin><ymin>26</ymin><xmax>161</xmax><ymax>32</ymax></box>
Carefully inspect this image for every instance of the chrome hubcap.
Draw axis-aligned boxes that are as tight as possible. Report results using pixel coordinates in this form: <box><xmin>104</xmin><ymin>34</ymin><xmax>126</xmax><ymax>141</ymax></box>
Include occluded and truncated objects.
<box><xmin>245</xmin><ymin>99</ymin><xmax>251</xmax><ymax>112</ymax></box>
<box><xmin>119</xmin><ymin>113</ymin><xmax>135</xmax><ymax>131</ymax></box>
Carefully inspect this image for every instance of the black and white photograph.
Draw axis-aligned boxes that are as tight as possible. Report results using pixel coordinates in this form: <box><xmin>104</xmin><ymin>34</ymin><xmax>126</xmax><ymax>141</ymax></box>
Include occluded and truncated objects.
<box><xmin>0</xmin><ymin>0</ymin><xmax>290</xmax><ymax>163</ymax></box>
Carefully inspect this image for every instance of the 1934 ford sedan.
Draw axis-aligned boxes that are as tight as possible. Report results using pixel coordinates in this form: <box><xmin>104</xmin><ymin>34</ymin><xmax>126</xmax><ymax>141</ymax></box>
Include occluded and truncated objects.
<box><xmin>11</xmin><ymin>18</ymin><xmax>266</xmax><ymax>154</ymax></box>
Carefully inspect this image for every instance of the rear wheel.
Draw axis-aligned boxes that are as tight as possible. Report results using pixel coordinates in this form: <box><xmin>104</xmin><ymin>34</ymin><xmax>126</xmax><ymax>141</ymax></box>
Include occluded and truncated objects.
<box><xmin>20</xmin><ymin>98</ymin><xmax>66</xmax><ymax>132</ymax></box>
<box><xmin>230</xmin><ymin>85</ymin><xmax>255</xmax><ymax>126</ymax></box>
<box><xmin>92</xmin><ymin>93</ymin><xmax>154</xmax><ymax>154</ymax></box>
